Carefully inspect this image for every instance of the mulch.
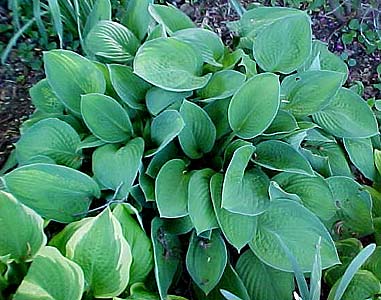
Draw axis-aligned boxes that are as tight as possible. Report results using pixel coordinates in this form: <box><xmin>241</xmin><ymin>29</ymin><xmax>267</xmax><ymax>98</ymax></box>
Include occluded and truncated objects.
<box><xmin>0</xmin><ymin>0</ymin><xmax>380</xmax><ymax>168</ymax></box>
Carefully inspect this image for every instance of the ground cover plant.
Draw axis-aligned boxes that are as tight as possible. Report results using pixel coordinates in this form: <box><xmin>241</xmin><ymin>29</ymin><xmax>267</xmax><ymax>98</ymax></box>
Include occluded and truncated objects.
<box><xmin>0</xmin><ymin>1</ymin><xmax>381</xmax><ymax>299</ymax></box>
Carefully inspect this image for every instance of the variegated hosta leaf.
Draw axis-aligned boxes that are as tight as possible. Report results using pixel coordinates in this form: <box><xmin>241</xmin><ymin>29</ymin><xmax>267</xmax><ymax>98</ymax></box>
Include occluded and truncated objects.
<box><xmin>15</xmin><ymin>118</ymin><xmax>82</xmax><ymax>169</ymax></box>
<box><xmin>86</xmin><ymin>20</ymin><xmax>140</xmax><ymax>63</ymax></box>
<box><xmin>43</xmin><ymin>50</ymin><xmax>106</xmax><ymax>114</ymax></box>
<box><xmin>66</xmin><ymin>208</ymin><xmax>132</xmax><ymax>298</ymax></box>
<box><xmin>2</xmin><ymin>163</ymin><xmax>100</xmax><ymax>223</ymax></box>
<box><xmin>0</xmin><ymin>191</ymin><xmax>46</xmax><ymax>263</ymax></box>
<box><xmin>113</xmin><ymin>204</ymin><xmax>154</xmax><ymax>284</ymax></box>
<box><xmin>13</xmin><ymin>246</ymin><xmax>84</xmax><ymax>300</ymax></box>
<box><xmin>239</xmin><ymin>7</ymin><xmax>312</xmax><ymax>73</ymax></box>
<box><xmin>134</xmin><ymin>37</ymin><xmax>211</xmax><ymax>92</ymax></box>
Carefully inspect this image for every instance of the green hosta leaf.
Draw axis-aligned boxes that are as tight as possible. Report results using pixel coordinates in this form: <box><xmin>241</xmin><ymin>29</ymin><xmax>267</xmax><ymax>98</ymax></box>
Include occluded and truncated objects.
<box><xmin>304</xmin><ymin>141</ymin><xmax>352</xmax><ymax>177</ymax></box>
<box><xmin>188</xmin><ymin>169</ymin><xmax>218</xmax><ymax>235</ymax></box>
<box><xmin>239</xmin><ymin>53</ymin><xmax>257</xmax><ymax>78</ymax></box>
<box><xmin>92</xmin><ymin>138</ymin><xmax>144</xmax><ymax>198</ymax></box>
<box><xmin>179</xmin><ymin>100</ymin><xmax>216</xmax><ymax>159</ymax></box>
<box><xmin>77</xmin><ymin>135</ymin><xmax>106</xmax><ymax>151</ymax></box>
<box><xmin>196</xmin><ymin>70</ymin><xmax>246</xmax><ymax>102</ymax></box>
<box><xmin>3</xmin><ymin>163</ymin><xmax>100</xmax><ymax>223</ymax></box>
<box><xmin>148</xmin><ymin>110</ymin><xmax>185</xmax><ymax>157</ymax></box>
<box><xmin>148</xmin><ymin>3</ymin><xmax>195</xmax><ymax>34</ymax></box>
<box><xmin>250</xmin><ymin>199</ymin><xmax>339</xmax><ymax>272</ymax></box>
<box><xmin>323</xmin><ymin>238</ymin><xmax>363</xmax><ymax>286</ymax></box>
<box><xmin>210</xmin><ymin>173</ymin><xmax>257</xmax><ymax>252</ymax></box>
<box><xmin>195</xmin><ymin>263</ymin><xmax>250</xmax><ymax>300</ymax></box>
<box><xmin>113</xmin><ymin>204</ymin><xmax>154</xmax><ymax>284</ymax></box>
<box><xmin>186</xmin><ymin>231</ymin><xmax>227</xmax><ymax>294</ymax></box>
<box><xmin>121</xmin><ymin>0</ymin><xmax>153</xmax><ymax>40</ymax></box>
<box><xmin>81</xmin><ymin>93</ymin><xmax>133</xmax><ymax>143</ymax></box>
<box><xmin>255</xmin><ymin>140</ymin><xmax>314</xmax><ymax>176</ymax></box>
<box><xmin>273</xmin><ymin>172</ymin><xmax>336</xmax><ymax>221</ymax></box>
<box><xmin>328</xmin><ymin>270</ymin><xmax>381</xmax><ymax>300</ymax></box>
<box><xmin>44</xmin><ymin>50</ymin><xmax>106</xmax><ymax>114</ymax></box>
<box><xmin>268</xmin><ymin>181</ymin><xmax>302</xmax><ymax>202</ymax></box>
<box><xmin>327</xmin><ymin>176</ymin><xmax>373</xmax><ymax>236</ymax></box>
<box><xmin>146</xmin><ymin>142</ymin><xmax>179</xmax><ymax>178</ymax></box>
<box><xmin>300</xmin><ymin>41</ymin><xmax>349</xmax><ymax>81</ymax></box>
<box><xmin>263</xmin><ymin>110</ymin><xmax>298</xmax><ymax>136</ymax></box>
<box><xmin>236</xmin><ymin>250</ymin><xmax>294</xmax><ymax>300</ymax></box>
<box><xmin>281</xmin><ymin>70</ymin><xmax>344</xmax><ymax>117</ymax></box>
<box><xmin>313</xmin><ymin>88</ymin><xmax>378</xmax><ymax>138</ymax></box>
<box><xmin>222</xmin><ymin>144</ymin><xmax>270</xmax><ymax>216</ymax></box>
<box><xmin>66</xmin><ymin>208</ymin><xmax>132</xmax><ymax>298</ymax></box>
<box><xmin>204</xmin><ymin>98</ymin><xmax>231</xmax><ymax>140</ymax></box>
<box><xmin>15</xmin><ymin>118</ymin><xmax>82</xmax><ymax>169</ymax></box>
<box><xmin>29</xmin><ymin>79</ymin><xmax>64</xmax><ymax>113</ymax></box>
<box><xmin>224</xmin><ymin>140</ymin><xmax>253</xmax><ymax>168</ymax></box>
<box><xmin>86</xmin><ymin>20</ymin><xmax>140</xmax><ymax>63</ymax></box>
<box><xmin>134</xmin><ymin>37</ymin><xmax>211</xmax><ymax>92</ymax></box>
<box><xmin>172</xmin><ymin>28</ymin><xmax>224</xmax><ymax>66</ymax></box>
<box><xmin>121</xmin><ymin>283</ymin><xmax>188</xmax><ymax>300</ymax></box>
<box><xmin>0</xmin><ymin>191</ymin><xmax>46</xmax><ymax>263</ymax></box>
<box><xmin>343</xmin><ymin>138</ymin><xmax>376</xmax><ymax>181</ymax></box>
<box><xmin>146</xmin><ymin>87</ymin><xmax>191</xmax><ymax>116</ymax></box>
<box><xmin>228</xmin><ymin>73</ymin><xmax>280</xmax><ymax>139</ymax></box>
<box><xmin>151</xmin><ymin>217</ymin><xmax>182</xmax><ymax>300</ymax></box>
<box><xmin>155</xmin><ymin>159</ymin><xmax>191</xmax><ymax>218</ymax></box>
<box><xmin>13</xmin><ymin>246</ymin><xmax>84</xmax><ymax>300</ymax></box>
<box><xmin>108</xmin><ymin>64</ymin><xmax>151</xmax><ymax>110</ymax></box>
<box><xmin>82</xmin><ymin>0</ymin><xmax>112</xmax><ymax>38</ymax></box>
<box><xmin>240</xmin><ymin>7</ymin><xmax>312</xmax><ymax>73</ymax></box>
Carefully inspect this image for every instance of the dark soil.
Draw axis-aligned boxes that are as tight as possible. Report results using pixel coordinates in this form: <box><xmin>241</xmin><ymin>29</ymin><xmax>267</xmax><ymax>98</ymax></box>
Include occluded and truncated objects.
<box><xmin>0</xmin><ymin>7</ymin><xmax>43</xmax><ymax>168</ymax></box>
<box><xmin>0</xmin><ymin>0</ymin><xmax>380</xmax><ymax>168</ymax></box>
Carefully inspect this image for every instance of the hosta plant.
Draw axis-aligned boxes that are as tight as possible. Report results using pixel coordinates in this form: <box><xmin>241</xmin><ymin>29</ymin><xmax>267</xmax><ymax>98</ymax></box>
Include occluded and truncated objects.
<box><xmin>0</xmin><ymin>1</ymin><xmax>381</xmax><ymax>299</ymax></box>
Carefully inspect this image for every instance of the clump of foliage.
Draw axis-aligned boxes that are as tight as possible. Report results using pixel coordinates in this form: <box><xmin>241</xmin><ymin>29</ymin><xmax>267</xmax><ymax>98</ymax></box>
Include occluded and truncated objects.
<box><xmin>0</xmin><ymin>1</ymin><xmax>381</xmax><ymax>300</ymax></box>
